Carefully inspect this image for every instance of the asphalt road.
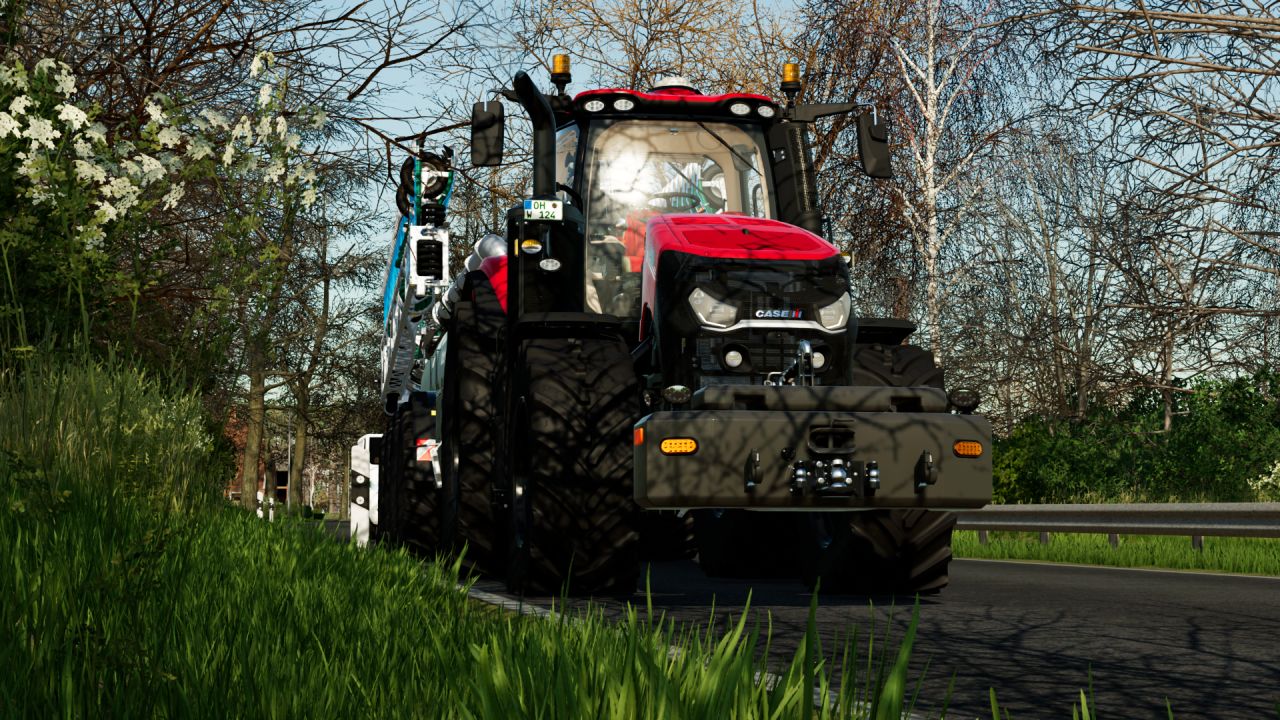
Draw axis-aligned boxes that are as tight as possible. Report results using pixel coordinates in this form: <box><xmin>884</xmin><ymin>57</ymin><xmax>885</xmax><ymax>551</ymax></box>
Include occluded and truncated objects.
<box><xmin>469</xmin><ymin>558</ymin><xmax>1280</xmax><ymax>719</ymax></box>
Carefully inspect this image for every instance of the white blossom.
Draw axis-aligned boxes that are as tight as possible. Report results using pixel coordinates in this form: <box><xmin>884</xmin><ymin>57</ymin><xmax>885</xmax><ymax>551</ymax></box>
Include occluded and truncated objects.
<box><xmin>0</xmin><ymin>111</ymin><xmax>18</xmax><ymax>138</ymax></box>
<box><xmin>53</xmin><ymin>69</ymin><xmax>75</xmax><ymax>96</ymax></box>
<box><xmin>15</xmin><ymin>152</ymin><xmax>39</xmax><ymax>178</ymax></box>
<box><xmin>310</xmin><ymin>109</ymin><xmax>326</xmax><ymax>130</ymax></box>
<box><xmin>34</xmin><ymin>59</ymin><xmax>58</xmax><ymax>75</ymax></box>
<box><xmin>102</xmin><ymin>176</ymin><xmax>137</xmax><ymax>203</ymax></box>
<box><xmin>96</xmin><ymin>200</ymin><xmax>119</xmax><ymax>223</ymax></box>
<box><xmin>201</xmin><ymin>109</ymin><xmax>229</xmax><ymax>130</ymax></box>
<box><xmin>146</xmin><ymin>100</ymin><xmax>166</xmax><ymax>124</ymax></box>
<box><xmin>84</xmin><ymin>123</ymin><xmax>107</xmax><ymax>144</ymax></box>
<box><xmin>29</xmin><ymin>184</ymin><xmax>54</xmax><ymax>206</ymax></box>
<box><xmin>288</xmin><ymin>167</ymin><xmax>317</xmax><ymax>186</ymax></box>
<box><xmin>74</xmin><ymin>138</ymin><xmax>95</xmax><ymax>158</ymax></box>
<box><xmin>0</xmin><ymin>64</ymin><xmax>27</xmax><ymax>90</ymax></box>
<box><xmin>256</xmin><ymin>116</ymin><xmax>272</xmax><ymax>139</ymax></box>
<box><xmin>156</xmin><ymin>126</ymin><xmax>182</xmax><ymax>149</ymax></box>
<box><xmin>135</xmin><ymin>154</ymin><xmax>165</xmax><ymax>185</ymax></box>
<box><xmin>274</xmin><ymin>116</ymin><xmax>288</xmax><ymax>138</ymax></box>
<box><xmin>73</xmin><ymin>159</ymin><xmax>107</xmax><ymax>184</ymax></box>
<box><xmin>78</xmin><ymin>224</ymin><xmax>105</xmax><ymax>250</ymax></box>
<box><xmin>301</xmin><ymin>186</ymin><xmax>317</xmax><ymax>208</ymax></box>
<box><xmin>56</xmin><ymin>103</ymin><xmax>88</xmax><ymax>130</ymax></box>
<box><xmin>231</xmin><ymin>115</ymin><xmax>253</xmax><ymax>142</ymax></box>
<box><xmin>250</xmin><ymin>54</ymin><xmax>264</xmax><ymax>78</ymax></box>
<box><xmin>187</xmin><ymin>137</ymin><xmax>213</xmax><ymax>161</ymax></box>
<box><xmin>9</xmin><ymin>95</ymin><xmax>32</xmax><ymax>116</ymax></box>
<box><xmin>222</xmin><ymin>144</ymin><xmax>235</xmax><ymax>167</ymax></box>
<box><xmin>24</xmin><ymin>116</ymin><xmax>60</xmax><ymax>149</ymax></box>
<box><xmin>264</xmin><ymin>159</ymin><xmax>285</xmax><ymax>183</ymax></box>
<box><xmin>285</xmin><ymin>132</ymin><xmax>300</xmax><ymax>151</ymax></box>
<box><xmin>161</xmin><ymin>182</ymin><xmax>185</xmax><ymax>210</ymax></box>
<box><xmin>258</xmin><ymin>83</ymin><xmax>273</xmax><ymax>107</ymax></box>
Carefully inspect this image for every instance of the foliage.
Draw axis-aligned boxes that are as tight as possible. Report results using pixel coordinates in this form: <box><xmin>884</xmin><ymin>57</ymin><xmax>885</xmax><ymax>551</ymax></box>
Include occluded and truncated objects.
<box><xmin>954</xmin><ymin>531</ymin><xmax>1280</xmax><ymax>576</ymax></box>
<box><xmin>993</xmin><ymin>369</ymin><xmax>1280</xmax><ymax>503</ymax></box>
<box><xmin>0</xmin><ymin>57</ymin><xmax>183</xmax><ymax>353</ymax></box>
<box><xmin>0</xmin><ymin>53</ymin><xmax>322</xmax><ymax>362</ymax></box>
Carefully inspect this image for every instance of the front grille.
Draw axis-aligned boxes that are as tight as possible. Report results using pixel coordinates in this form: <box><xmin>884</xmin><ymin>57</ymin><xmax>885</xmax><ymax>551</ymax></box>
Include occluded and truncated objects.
<box><xmin>696</xmin><ymin>328</ymin><xmax>840</xmax><ymax>387</ymax></box>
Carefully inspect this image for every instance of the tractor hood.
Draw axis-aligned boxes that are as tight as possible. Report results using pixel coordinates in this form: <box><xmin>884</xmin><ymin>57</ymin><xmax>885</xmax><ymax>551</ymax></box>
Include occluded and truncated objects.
<box><xmin>645</xmin><ymin>214</ymin><xmax>839</xmax><ymax>263</ymax></box>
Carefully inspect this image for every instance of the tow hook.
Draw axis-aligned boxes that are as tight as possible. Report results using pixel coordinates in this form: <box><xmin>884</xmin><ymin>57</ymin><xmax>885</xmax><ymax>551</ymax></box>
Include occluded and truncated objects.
<box><xmin>790</xmin><ymin>458</ymin><xmax>870</xmax><ymax>497</ymax></box>
<box><xmin>914</xmin><ymin>451</ymin><xmax>938</xmax><ymax>492</ymax></box>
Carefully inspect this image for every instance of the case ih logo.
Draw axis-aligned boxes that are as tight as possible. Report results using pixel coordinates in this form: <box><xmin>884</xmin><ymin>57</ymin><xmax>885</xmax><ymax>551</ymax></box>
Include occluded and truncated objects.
<box><xmin>755</xmin><ymin>309</ymin><xmax>803</xmax><ymax>319</ymax></box>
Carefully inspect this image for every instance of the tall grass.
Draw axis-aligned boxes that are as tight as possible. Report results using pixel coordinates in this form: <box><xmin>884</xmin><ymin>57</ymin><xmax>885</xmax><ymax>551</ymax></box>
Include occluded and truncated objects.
<box><xmin>0</xmin><ymin>357</ymin><xmax>938</xmax><ymax>718</ymax></box>
<box><xmin>953</xmin><ymin>530</ymin><xmax>1280</xmax><ymax>576</ymax></box>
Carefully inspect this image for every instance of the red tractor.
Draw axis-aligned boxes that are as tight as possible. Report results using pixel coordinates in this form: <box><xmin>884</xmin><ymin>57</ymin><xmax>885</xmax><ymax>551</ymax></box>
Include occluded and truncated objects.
<box><xmin>368</xmin><ymin>57</ymin><xmax>991</xmax><ymax>596</ymax></box>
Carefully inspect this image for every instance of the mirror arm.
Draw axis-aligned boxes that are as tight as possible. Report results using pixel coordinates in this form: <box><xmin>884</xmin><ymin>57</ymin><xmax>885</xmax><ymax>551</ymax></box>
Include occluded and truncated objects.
<box><xmin>789</xmin><ymin>101</ymin><xmax>877</xmax><ymax>124</ymax></box>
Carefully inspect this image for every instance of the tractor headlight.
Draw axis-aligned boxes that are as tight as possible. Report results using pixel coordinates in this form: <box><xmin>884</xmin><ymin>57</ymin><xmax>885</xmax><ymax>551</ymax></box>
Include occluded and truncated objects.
<box><xmin>817</xmin><ymin>294</ymin><xmax>851</xmax><ymax>330</ymax></box>
<box><xmin>688</xmin><ymin>288</ymin><xmax>738</xmax><ymax>328</ymax></box>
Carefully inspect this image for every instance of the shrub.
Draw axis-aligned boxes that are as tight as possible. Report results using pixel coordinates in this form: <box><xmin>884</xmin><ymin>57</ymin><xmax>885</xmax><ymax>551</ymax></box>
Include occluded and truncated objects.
<box><xmin>993</xmin><ymin>369</ymin><xmax>1280</xmax><ymax>503</ymax></box>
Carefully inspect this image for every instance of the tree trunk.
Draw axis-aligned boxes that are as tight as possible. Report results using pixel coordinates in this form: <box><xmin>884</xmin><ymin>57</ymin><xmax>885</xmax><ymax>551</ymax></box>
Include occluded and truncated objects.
<box><xmin>241</xmin><ymin>366</ymin><xmax>266</xmax><ymax>510</ymax></box>
<box><xmin>289</xmin><ymin>402</ymin><xmax>308</xmax><ymax>512</ymax></box>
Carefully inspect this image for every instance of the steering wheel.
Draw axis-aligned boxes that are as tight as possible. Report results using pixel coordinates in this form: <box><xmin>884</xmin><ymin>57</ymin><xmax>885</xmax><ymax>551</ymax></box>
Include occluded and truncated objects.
<box><xmin>648</xmin><ymin>191</ymin><xmax>703</xmax><ymax>211</ymax></box>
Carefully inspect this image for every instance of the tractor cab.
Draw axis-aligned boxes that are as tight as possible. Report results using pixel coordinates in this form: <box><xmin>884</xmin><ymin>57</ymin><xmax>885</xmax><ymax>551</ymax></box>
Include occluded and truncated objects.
<box><xmin>547</xmin><ymin>79</ymin><xmax>855</xmax><ymax>388</ymax></box>
<box><xmin>554</xmin><ymin>79</ymin><xmax>781</xmax><ymax>319</ymax></box>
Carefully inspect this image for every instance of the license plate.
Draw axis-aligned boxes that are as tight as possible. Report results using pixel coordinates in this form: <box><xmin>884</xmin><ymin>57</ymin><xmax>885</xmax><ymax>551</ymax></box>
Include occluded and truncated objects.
<box><xmin>524</xmin><ymin>199</ymin><xmax>563</xmax><ymax>221</ymax></box>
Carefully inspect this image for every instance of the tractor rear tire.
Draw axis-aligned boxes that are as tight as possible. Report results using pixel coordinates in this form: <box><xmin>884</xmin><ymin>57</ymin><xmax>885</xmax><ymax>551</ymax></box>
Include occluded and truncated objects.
<box><xmin>441</xmin><ymin>292</ymin><xmax>505</xmax><ymax>574</ymax></box>
<box><xmin>800</xmin><ymin>510</ymin><xmax>957</xmax><ymax>595</ymax></box>
<box><xmin>505</xmin><ymin>335</ymin><xmax>641</xmax><ymax>596</ymax></box>
<box><xmin>850</xmin><ymin>343</ymin><xmax>945</xmax><ymax>389</ymax></box>
<box><xmin>799</xmin><ymin>343</ymin><xmax>955</xmax><ymax>594</ymax></box>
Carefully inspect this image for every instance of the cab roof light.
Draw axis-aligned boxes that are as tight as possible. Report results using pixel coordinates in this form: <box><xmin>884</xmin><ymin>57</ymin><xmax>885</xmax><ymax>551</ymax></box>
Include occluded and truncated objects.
<box><xmin>551</xmin><ymin>53</ymin><xmax>572</xmax><ymax>94</ymax></box>
<box><xmin>781</xmin><ymin>62</ymin><xmax>802</xmax><ymax>105</ymax></box>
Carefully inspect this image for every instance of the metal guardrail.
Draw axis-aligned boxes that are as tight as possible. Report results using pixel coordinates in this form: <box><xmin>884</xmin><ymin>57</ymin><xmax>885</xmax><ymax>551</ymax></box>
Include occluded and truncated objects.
<box><xmin>954</xmin><ymin>503</ymin><xmax>1280</xmax><ymax>549</ymax></box>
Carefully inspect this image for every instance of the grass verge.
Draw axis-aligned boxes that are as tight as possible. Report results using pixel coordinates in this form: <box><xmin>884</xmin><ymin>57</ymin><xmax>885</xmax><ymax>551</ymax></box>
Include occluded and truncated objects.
<box><xmin>1</xmin><ymin>357</ymin><xmax>940</xmax><ymax>718</ymax></box>
<box><xmin>953</xmin><ymin>530</ymin><xmax>1280</xmax><ymax>577</ymax></box>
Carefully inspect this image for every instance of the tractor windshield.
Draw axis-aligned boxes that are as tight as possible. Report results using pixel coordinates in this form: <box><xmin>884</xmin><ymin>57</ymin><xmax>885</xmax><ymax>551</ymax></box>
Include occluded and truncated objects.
<box><xmin>581</xmin><ymin>120</ymin><xmax>773</xmax><ymax>316</ymax></box>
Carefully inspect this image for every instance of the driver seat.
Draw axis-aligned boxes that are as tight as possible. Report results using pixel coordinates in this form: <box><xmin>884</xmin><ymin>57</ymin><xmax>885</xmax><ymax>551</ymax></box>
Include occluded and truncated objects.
<box><xmin>621</xmin><ymin>209</ymin><xmax>656</xmax><ymax>272</ymax></box>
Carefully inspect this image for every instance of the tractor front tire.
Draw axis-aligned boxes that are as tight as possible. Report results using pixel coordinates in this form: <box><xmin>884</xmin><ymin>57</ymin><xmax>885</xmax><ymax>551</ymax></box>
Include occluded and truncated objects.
<box><xmin>505</xmin><ymin>335</ymin><xmax>641</xmax><ymax>596</ymax></box>
<box><xmin>441</xmin><ymin>290</ymin><xmax>505</xmax><ymax>574</ymax></box>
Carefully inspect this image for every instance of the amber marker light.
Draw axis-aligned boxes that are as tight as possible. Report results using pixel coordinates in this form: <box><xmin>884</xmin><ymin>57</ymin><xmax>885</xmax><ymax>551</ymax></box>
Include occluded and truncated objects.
<box><xmin>633</xmin><ymin>427</ymin><xmax>644</xmax><ymax>446</ymax></box>
<box><xmin>781</xmin><ymin>62</ymin><xmax>802</xmax><ymax>105</ymax></box>
<box><xmin>659</xmin><ymin>438</ymin><xmax>698</xmax><ymax>455</ymax></box>
<box><xmin>953</xmin><ymin>441</ymin><xmax>983</xmax><ymax>458</ymax></box>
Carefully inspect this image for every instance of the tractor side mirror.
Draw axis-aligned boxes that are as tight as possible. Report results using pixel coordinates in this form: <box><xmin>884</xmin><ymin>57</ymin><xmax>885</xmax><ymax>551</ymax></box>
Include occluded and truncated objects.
<box><xmin>471</xmin><ymin>101</ymin><xmax>505</xmax><ymax>167</ymax></box>
<box><xmin>856</xmin><ymin>112</ymin><xmax>892</xmax><ymax>179</ymax></box>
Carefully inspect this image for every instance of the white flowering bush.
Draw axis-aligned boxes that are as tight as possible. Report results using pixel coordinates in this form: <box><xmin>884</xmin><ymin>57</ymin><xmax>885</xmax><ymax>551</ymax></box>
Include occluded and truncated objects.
<box><xmin>0</xmin><ymin>52</ymin><xmax>325</xmax><ymax>352</ymax></box>
<box><xmin>1249</xmin><ymin>461</ymin><xmax>1280</xmax><ymax>502</ymax></box>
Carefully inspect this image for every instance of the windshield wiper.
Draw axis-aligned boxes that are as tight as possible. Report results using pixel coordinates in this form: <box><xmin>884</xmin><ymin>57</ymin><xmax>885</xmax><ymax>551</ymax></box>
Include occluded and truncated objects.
<box><xmin>696</xmin><ymin>121</ymin><xmax>759</xmax><ymax>173</ymax></box>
